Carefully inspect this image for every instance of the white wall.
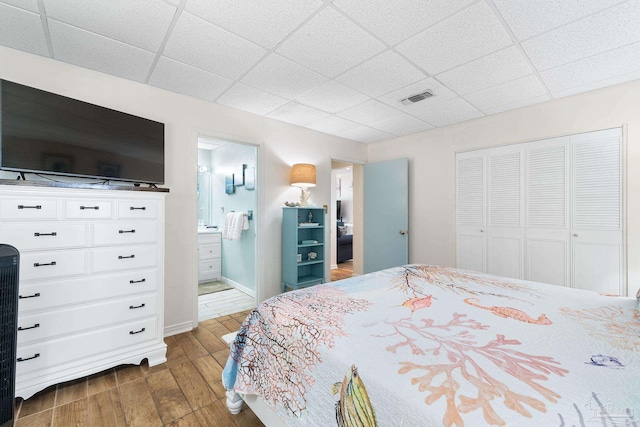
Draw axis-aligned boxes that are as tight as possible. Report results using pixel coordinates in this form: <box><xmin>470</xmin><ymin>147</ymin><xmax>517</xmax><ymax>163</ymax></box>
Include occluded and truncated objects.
<box><xmin>368</xmin><ymin>79</ymin><xmax>640</xmax><ymax>297</ymax></box>
<box><xmin>0</xmin><ymin>47</ymin><xmax>368</xmax><ymax>333</ymax></box>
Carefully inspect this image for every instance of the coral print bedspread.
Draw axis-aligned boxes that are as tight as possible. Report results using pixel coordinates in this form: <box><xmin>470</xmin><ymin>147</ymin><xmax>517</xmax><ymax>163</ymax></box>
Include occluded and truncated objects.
<box><xmin>222</xmin><ymin>265</ymin><xmax>640</xmax><ymax>426</ymax></box>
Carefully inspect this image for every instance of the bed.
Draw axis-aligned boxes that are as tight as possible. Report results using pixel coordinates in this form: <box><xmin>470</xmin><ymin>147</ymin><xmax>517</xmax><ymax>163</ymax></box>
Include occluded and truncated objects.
<box><xmin>222</xmin><ymin>265</ymin><xmax>640</xmax><ymax>426</ymax></box>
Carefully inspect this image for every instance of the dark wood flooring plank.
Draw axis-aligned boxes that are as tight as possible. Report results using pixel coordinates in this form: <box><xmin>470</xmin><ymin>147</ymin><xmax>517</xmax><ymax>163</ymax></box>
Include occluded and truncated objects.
<box><xmin>191</xmin><ymin>326</ymin><xmax>228</xmax><ymax>354</ymax></box>
<box><xmin>119</xmin><ymin>378</ymin><xmax>163</xmax><ymax>427</ymax></box>
<box><xmin>115</xmin><ymin>364</ymin><xmax>144</xmax><ymax>385</ymax></box>
<box><xmin>166</xmin><ymin>412</ymin><xmax>203</xmax><ymax>427</ymax></box>
<box><xmin>173</xmin><ymin>331</ymin><xmax>210</xmax><ymax>360</ymax></box>
<box><xmin>87</xmin><ymin>388</ymin><xmax>126</xmax><ymax>427</ymax></box>
<box><xmin>18</xmin><ymin>385</ymin><xmax>55</xmax><ymax>417</ymax></box>
<box><xmin>194</xmin><ymin>401</ymin><xmax>236</xmax><ymax>427</ymax></box>
<box><xmin>146</xmin><ymin>369</ymin><xmax>192</xmax><ymax>424</ymax></box>
<box><xmin>15</xmin><ymin>409</ymin><xmax>53</xmax><ymax>427</ymax></box>
<box><xmin>171</xmin><ymin>361</ymin><xmax>216</xmax><ymax>411</ymax></box>
<box><xmin>53</xmin><ymin>399</ymin><xmax>88</xmax><ymax>427</ymax></box>
<box><xmin>88</xmin><ymin>368</ymin><xmax>117</xmax><ymax>396</ymax></box>
<box><xmin>55</xmin><ymin>378</ymin><xmax>87</xmax><ymax>407</ymax></box>
<box><xmin>192</xmin><ymin>355</ymin><xmax>225</xmax><ymax>399</ymax></box>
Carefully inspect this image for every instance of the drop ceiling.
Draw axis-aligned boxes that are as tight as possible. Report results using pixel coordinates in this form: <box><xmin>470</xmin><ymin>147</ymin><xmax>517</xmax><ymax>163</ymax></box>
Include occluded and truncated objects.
<box><xmin>2</xmin><ymin>0</ymin><xmax>639</xmax><ymax>143</ymax></box>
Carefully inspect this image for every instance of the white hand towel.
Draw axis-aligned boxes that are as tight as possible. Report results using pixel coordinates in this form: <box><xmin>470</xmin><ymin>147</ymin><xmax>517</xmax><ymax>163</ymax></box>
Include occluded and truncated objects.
<box><xmin>224</xmin><ymin>212</ymin><xmax>247</xmax><ymax>240</ymax></box>
<box><xmin>222</xmin><ymin>212</ymin><xmax>235</xmax><ymax>240</ymax></box>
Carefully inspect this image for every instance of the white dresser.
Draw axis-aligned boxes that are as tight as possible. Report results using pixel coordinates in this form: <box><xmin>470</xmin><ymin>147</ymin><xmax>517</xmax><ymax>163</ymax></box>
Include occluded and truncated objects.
<box><xmin>198</xmin><ymin>231</ymin><xmax>221</xmax><ymax>282</ymax></box>
<box><xmin>0</xmin><ymin>184</ymin><xmax>167</xmax><ymax>399</ymax></box>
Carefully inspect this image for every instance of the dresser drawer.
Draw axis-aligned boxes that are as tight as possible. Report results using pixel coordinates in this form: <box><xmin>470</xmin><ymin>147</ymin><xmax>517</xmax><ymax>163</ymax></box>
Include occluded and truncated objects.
<box><xmin>198</xmin><ymin>243</ymin><xmax>221</xmax><ymax>260</ymax></box>
<box><xmin>20</xmin><ymin>250</ymin><xmax>87</xmax><ymax>281</ymax></box>
<box><xmin>18</xmin><ymin>269</ymin><xmax>159</xmax><ymax>312</ymax></box>
<box><xmin>198</xmin><ymin>232</ymin><xmax>221</xmax><ymax>244</ymax></box>
<box><xmin>0</xmin><ymin>222</ymin><xmax>87</xmax><ymax>251</ymax></box>
<box><xmin>92</xmin><ymin>245</ymin><xmax>158</xmax><ymax>273</ymax></box>
<box><xmin>92</xmin><ymin>221</ymin><xmax>158</xmax><ymax>246</ymax></box>
<box><xmin>0</xmin><ymin>198</ymin><xmax>58</xmax><ymax>220</ymax></box>
<box><xmin>16</xmin><ymin>317</ymin><xmax>158</xmax><ymax>375</ymax></box>
<box><xmin>198</xmin><ymin>259</ymin><xmax>221</xmax><ymax>280</ymax></box>
<box><xmin>17</xmin><ymin>294</ymin><xmax>156</xmax><ymax>345</ymax></box>
<box><xmin>64</xmin><ymin>200</ymin><xmax>113</xmax><ymax>219</ymax></box>
<box><xmin>117</xmin><ymin>200</ymin><xmax>158</xmax><ymax>219</ymax></box>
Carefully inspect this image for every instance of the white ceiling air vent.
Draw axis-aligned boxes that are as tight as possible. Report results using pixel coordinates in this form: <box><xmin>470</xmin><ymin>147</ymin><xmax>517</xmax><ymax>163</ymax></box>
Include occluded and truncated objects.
<box><xmin>400</xmin><ymin>89</ymin><xmax>434</xmax><ymax>106</ymax></box>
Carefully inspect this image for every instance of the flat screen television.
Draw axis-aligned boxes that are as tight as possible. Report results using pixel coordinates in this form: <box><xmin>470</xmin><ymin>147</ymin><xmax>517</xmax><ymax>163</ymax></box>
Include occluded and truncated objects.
<box><xmin>0</xmin><ymin>79</ymin><xmax>165</xmax><ymax>184</ymax></box>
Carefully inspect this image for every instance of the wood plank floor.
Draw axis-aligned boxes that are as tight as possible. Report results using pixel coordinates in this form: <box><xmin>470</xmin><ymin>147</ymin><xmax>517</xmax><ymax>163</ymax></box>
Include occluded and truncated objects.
<box><xmin>14</xmin><ymin>310</ymin><xmax>265</xmax><ymax>427</ymax></box>
<box><xmin>330</xmin><ymin>261</ymin><xmax>353</xmax><ymax>281</ymax></box>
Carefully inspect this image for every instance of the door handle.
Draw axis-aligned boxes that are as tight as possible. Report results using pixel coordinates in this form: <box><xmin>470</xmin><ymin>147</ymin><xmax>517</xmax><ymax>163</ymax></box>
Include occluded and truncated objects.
<box><xmin>573</xmin><ymin>233</ymin><xmax>578</xmax><ymax>237</ymax></box>
<box><xmin>399</xmin><ymin>230</ymin><xmax>406</xmax><ymax>235</ymax></box>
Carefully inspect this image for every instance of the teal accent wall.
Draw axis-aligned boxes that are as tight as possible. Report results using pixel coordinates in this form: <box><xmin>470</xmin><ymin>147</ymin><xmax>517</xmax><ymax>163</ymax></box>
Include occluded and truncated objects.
<box><xmin>210</xmin><ymin>143</ymin><xmax>257</xmax><ymax>292</ymax></box>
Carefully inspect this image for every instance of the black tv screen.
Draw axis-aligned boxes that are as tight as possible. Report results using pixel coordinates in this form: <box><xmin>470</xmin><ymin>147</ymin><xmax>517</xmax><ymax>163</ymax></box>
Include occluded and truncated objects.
<box><xmin>0</xmin><ymin>80</ymin><xmax>165</xmax><ymax>184</ymax></box>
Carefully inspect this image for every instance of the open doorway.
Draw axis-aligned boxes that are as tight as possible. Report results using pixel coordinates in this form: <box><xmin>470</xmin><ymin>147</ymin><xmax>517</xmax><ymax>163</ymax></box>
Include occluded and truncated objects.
<box><xmin>331</xmin><ymin>160</ymin><xmax>360</xmax><ymax>281</ymax></box>
<box><xmin>197</xmin><ymin>136</ymin><xmax>257</xmax><ymax>321</ymax></box>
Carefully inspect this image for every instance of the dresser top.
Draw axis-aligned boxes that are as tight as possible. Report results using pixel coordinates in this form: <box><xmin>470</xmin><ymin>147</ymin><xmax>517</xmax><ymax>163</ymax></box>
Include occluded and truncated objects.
<box><xmin>0</xmin><ymin>179</ymin><xmax>169</xmax><ymax>192</ymax></box>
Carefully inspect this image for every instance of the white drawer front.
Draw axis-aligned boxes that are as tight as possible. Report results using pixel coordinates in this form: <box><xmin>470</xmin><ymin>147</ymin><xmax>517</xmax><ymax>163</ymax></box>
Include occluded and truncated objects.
<box><xmin>18</xmin><ymin>294</ymin><xmax>156</xmax><ymax>345</ymax></box>
<box><xmin>92</xmin><ymin>221</ymin><xmax>158</xmax><ymax>246</ymax></box>
<box><xmin>198</xmin><ymin>259</ymin><xmax>221</xmax><ymax>280</ymax></box>
<box><xmin>0</xmin><ymin>198</ymin><xmax>58</xmax><ymax>220</ymax></box>
<box><xmin>18</xmin><ymin>269</ymin><xmax>159</xmax><ymax>312</ymax></box>
<box><xmin>92</xmin><ymin>245</ymin><xmax>158</xmax><ymax>272</ymax></box>
<box><xmin>0</xmin><ymin>222</ymin><xmax>86</xmax><ymax>251</ymax></box>
<box><xmin>117</xmin><ymin>200</ymin><xmax>158</xmax><ymax>219</ymax></box>
<box><xmin>198</xmin><ymin>232</ymin><xmax>221</xmax><ymax>244</ymax></box>
<box><xmin>16</xmin><ymin>317</ymin><xmax>158</xmax><ymax>375</ymax></box>
<box><xmin>20</xmin><ymin>250</ymin><xmax>87</xmax><ymax>281</ymax></box>
<box><xmin>64</xmin><ymin>200</ymin><xmax>113</xmax><ymax>219</ymax></box>
<box><xmin>198</xmin><ymin>243</ymin><xmax>221</xmax><ymax>260</ymax></box>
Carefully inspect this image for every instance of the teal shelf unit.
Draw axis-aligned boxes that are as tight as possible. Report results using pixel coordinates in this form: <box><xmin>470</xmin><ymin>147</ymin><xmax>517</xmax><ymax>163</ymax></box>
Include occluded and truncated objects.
<box><xmin>282</xmin><ymin>207</ymin><xmax>325</xmax><ymax>292</ymax></box>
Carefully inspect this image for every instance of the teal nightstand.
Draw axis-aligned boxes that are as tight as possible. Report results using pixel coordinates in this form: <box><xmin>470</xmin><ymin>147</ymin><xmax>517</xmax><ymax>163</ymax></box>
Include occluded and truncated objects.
<box><xmin>281</xmin><ymin>207</ymin><xmax>325</xmax><ymax>292</ymax></box>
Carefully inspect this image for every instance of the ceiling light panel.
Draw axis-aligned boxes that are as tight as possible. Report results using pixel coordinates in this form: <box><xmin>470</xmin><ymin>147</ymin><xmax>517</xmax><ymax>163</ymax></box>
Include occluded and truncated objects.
<box><xmin>241</xmin><ymin>54</ymin><xmax>327</xmax><ymax>99</ymax></box>
<box><xmin>149</xmin><ymin>57</ymin><xmax>233</xmax><ymax>102</ymax></box>
<box><xmin>336</xmin><ymin>50</ymin><xmax>427</xmax><ymax>97</ymax></box>
<box><xmin>163</xmin><ymin>12</ymin><xmax>267</xmax><ymax>79</ymax></box>
<box><xmin>0</xmin><ymin>3</ymin><xmax>48</xmax><ymax>56</ymax></box>
<box><xmin>522</xmin><ymin>1</ymin><xmax>640</xmax><ymax>71</ymax></box>
<box><xmin>396</xmin><ymin>2</ymin><xmax>512</xmax><ymax>75</ymax></box>
<box><xmin>216</xmin><ymin>83</ymin><xmax>289</xmax><ymax>116</ymax></box>
<box><xmin>48</xmin><ymin>20</ymin><xmax>155</xmax><ymax>82</ymax></box>
<box><xmin>44</xmin><ymin>0</ymin><xmax>176</xmax><ymax>52</ymax></box>
<box><xmin>185</xmin><ymin>0</ymin><xmax>323</xmax><ymax>49</ymax></box>
<box><xmin>276</xmin><ymin>7</ymin><xmax>386</xmax><ymax>77</ymax></box>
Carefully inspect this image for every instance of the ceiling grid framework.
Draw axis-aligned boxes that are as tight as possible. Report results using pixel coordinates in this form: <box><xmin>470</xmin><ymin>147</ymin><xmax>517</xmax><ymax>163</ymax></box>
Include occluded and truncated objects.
<box><xmin>1</xmin><ymin>0</ymin><xmax>639</xmax><ymax>143</ymax></box>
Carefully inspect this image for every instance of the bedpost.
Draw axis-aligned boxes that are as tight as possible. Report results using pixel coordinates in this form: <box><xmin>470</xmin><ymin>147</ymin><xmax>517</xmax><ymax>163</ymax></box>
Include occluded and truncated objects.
<box><xmin>226</xmin><ymin>390</ymin><xmax>244</xmax><ymax>414</ymax></box>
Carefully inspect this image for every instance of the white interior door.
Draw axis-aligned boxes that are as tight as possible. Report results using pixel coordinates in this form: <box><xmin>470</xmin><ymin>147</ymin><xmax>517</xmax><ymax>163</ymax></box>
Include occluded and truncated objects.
<box><xmin>363</xmin><ymin>158</ymin><xmax>408</xmax><ymax>274</ymax></box>
<box><xmin>456</xmin><ymin>153</ymin><xmax>486</xmax><ymax>272</ymax></box>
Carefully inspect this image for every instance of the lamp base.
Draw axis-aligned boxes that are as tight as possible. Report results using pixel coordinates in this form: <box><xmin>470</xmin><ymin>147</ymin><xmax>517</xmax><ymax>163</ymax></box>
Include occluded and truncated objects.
<box><xmin>299</xmin><ymin>188</ymin><xmax>311</xmax><ymax>207</ymax></box>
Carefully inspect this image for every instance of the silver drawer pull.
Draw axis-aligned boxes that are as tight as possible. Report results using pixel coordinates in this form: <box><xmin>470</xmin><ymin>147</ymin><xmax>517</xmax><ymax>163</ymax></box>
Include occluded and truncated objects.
<box><xmin>17</xmin><ymin>353</ymin><xmax>40</xmax><ymax>362</ymax></box>
<box><xmin>129</xmin><ymin>303</ymin><xmax>146</xmax><ymax>309</ymax></box>
<box><xmin>129</xmin><ymin>328</ymin><xmax>146</xmax><ymax>335</ymax></box>
<box><xmin>18</xmin><ymin>323</ymin><xmax>40</xmax><ymax>331</ymax></box>
<box><xmin>80</xmin><ymin>205</ymin><xmax>99</xmax><ymax>210</ymax></box>
<box><xmin>118</xmin><ymin>255</ymin><xmax>135</xmax><ymax>259</ymax></box>
<box><xmin>18</xmin><ymin>205</ymin><xmax>42</xmax><ymax>210</ymax></box>
<box><xmin>130</xmin><ymin>206</ymin><xmax>146</xmax><ymax>210</ymax></box>
<box><xmin>19</xmin><ymin>292</ymin><xmax>40</xmax><ymax>299</ymax></box>
<box><xmin>34</xmin><ymin>261</ymin><xmax>56</xmax><ymax>267</ymax></box>
<box><xmin>119</xmin><ymin>229</ymin><xmax>136</xmax><ymax>234</ymax></box>
<box><xmin>34</xmin><ymin>232</ymin><xmax>57</xmax><ymax>237</ymax></box>
<box><xmin>129</xmin><ymin>278</ymin><xmax>146</xmax><ymax>284</ymax></box>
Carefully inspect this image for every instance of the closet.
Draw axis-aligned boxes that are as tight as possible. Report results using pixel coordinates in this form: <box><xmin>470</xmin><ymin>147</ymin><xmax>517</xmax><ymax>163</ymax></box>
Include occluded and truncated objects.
<box><xmin>456</xmin><ymin>128</ymin><xmax>623</xmax><ymax>295</ymax></box>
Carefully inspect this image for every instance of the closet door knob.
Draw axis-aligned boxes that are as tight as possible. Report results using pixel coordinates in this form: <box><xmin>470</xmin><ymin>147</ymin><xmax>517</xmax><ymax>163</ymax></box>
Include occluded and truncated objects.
<box><xmin>399</xmin><ymin>230</ymin><xmax>406</xmax><ymax>235</ymax></box>
<box><xmin>573</xmin><ymin>233</ymin><xmax>578</xmax><ymax>237</ymax></box>
<box><xmin>480</xmin><ymin>229</ymin><xmax>484</xmax><ymax>233</ymax></box>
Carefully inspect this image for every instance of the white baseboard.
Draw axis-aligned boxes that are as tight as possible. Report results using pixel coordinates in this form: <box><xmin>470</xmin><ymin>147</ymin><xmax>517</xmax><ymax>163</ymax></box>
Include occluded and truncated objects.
<box><xmin>222</xmin><ymin>276</ymin><xmax>256</xmax><ymax>298</ymax></box>
<box><xmin>164</xmin><ymin>321</ymin><xmax>192</xmax><ymax>337</ymax></box>
<box><xmin>330</xmin><ymin>264</ymin><xmax>338</xmax><ymax>269</ymax></box>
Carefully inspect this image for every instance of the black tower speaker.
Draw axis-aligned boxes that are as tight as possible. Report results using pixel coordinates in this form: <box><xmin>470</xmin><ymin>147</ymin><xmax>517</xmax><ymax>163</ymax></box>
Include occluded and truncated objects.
<box><xmin>0</xmin><ymin>245</ymin><xmax>19</xmax><ymax>427</ymax></box>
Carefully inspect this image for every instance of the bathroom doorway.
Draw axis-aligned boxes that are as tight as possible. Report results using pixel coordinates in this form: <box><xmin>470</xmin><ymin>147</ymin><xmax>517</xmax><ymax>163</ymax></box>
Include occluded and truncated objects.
<box><xmin>197</xmin><ymin>136</ymin><xmax>257</xmax><ymax>321</ymax></box>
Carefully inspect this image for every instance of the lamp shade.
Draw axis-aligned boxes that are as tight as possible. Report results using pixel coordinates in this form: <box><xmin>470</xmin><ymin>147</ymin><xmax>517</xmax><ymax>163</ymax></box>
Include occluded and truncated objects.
<box><xmin>290</xmin><ymin>163</ymin><xmax>316</xmax><ymax>188</ymax></box>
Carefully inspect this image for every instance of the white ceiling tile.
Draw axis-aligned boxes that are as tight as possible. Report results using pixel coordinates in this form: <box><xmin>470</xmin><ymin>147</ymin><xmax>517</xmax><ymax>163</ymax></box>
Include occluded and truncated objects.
<box><xmin>276</xmin><ymin>7</ymin><xmax>385</xmax><ymax>77</ymax></box>
<box><xmin>463</xmin><ymin>75</ymin><xmax>549</xmax><ymax>113</ymax></box>
<box><xmin>336</xmin><ymin>50</ymin><xmax>427</xmax><ymax>97</ymax></box>
<box><xmin>493</xmin><ymin>0</ymin><xmax>624</xmax><ymax>41</ymax></box>
<box><xmin>338</xmin><ymin>125</ymin><xmax>392</xmax><ymax>143</ymax></box>
<box><xmin>185</xmin><ymin>0</ymin><xmax>323</xmax><ymax>49</ymax></box>
<box><xmin>523</xmin><ymin>1</ymin><xmax>640</xmax><ymax>71</ymax></box>
<box><xmin>396</xmin><ymin>2</ymin><xmax>512</xmax><ymax>74</ymax></box>
<box><xmin>306</xmin><ymin>116</ymin><xmax>361</xmax><ymax>135</ymax></box>
<box><xmin>409</xmin><ymin>97</ymin><xmax>483</xmax><ymax>127</ymax></box>
<box><xmin>48</xmin><ymin>20</ymin><xmax>154</xmax><ymax>82</ymax></box>
<box><xmin>0</xmin><ymin>3</ymin><xmax>48</xmax><ymax>56</ymax></box>
<box><xmin>162</xmin><ymin>0</ymin><xmax>180</xmax><ymax>5</ymax></box>
<box><xmin>333</xmin><ymin>0</ymin><xmax>476</xmax><ymax>46</ymax></box>
<box><xmin>295</xmin><ymin>80</ymin><xmax>369</xmax><ymax>113</ymax></box>
<box><xmin>266</xmin><ymin>102</ymin><xmax>330</xmax><ymax>126</ymax></box>
<box><xmin>378</xmin><ymin>78</ymin><xmax>458</xmax><ymax>112</ymax></box>
<box><xmin>369</xmin><ymin>114</ymin><xmax>433</xmax><ymax>136</ymax></box>
<box><xmin>540</xmin><ymin>41</ymin><xmax>640</xmax><ymax>93</ymax></box>
<box><xmin>436</xmin><ymin>46</ymin><xmax>533</xmax><ymax>95</ymax></box>
<box><xmin>480</xmin><ymin>94</ymin><xmax>550</xmax><ymax>115</ymax></box>
<box><xmin>163</xmin><ymin>12</ymin><xmax>266</xmax><ymax>79</ymax></box>
<box><xmin>1</xmin><ymin>0</ymin><xmax>38</xmax><ymax>13</ymax></box>
<box><xmin>216</xmin><ymin>83</ymin><xmax>289</xmax><ymax>116</ymax></box>
<box><xmin>44</xmin><ymin>0</ymin><xmax>175</xmax><ymax>52</ymax></box>
<box><xmin>552</xmin><ymin>70</ymin><xmax>640</xmax><ymax>99</ymax></box>
<box><xmin>241</xmin><ymin>54</ymin><xmax>327</xmax><ymax>99</ymax></box>
<box><xmin>149</xmin><ymin>56</ymin><xmax>233</xmax><ymax>102</ymax></box>
<box><xmin>337</xmin><ymin>99</ymin><xmax>403</xmax><ymax>125</ymax></box>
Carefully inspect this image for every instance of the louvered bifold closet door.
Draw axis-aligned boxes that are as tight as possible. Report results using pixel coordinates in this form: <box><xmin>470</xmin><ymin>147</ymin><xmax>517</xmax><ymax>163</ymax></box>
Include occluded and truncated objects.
<box><xmin>525</xmin><ymin>138</ymin><xmax>570</xmax><ymax>286</ymax></box>
<box><xmin>487</xmin><ymin>148</ymin><xmax>524</xmax><ymax>279</ymax></box>
<box><xmin>571</xmin><ymin>128</ymin><xmax>623</xmax><ymax>295</ymax></box>
<box><xmin>456</xmin><ymin>153</ymin><xmax>486</xmax><ymax>273</ymax></box>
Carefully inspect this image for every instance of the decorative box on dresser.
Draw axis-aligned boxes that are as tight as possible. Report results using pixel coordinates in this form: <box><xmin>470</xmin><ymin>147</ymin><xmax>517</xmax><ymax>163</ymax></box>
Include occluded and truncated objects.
<box><xmin>0</xmin><ymin>183</ymin><xmax>167</xmax><ymax>399</ymax></box>
<box><xmin>198</xmin><ymin>231</ymin><xmax>222</xmax><ymax>282</ymax></box>
<box><xmin>281</xmin><ymin>207</ymin><xmax>325</xmax><ymax>292</ymax></box>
